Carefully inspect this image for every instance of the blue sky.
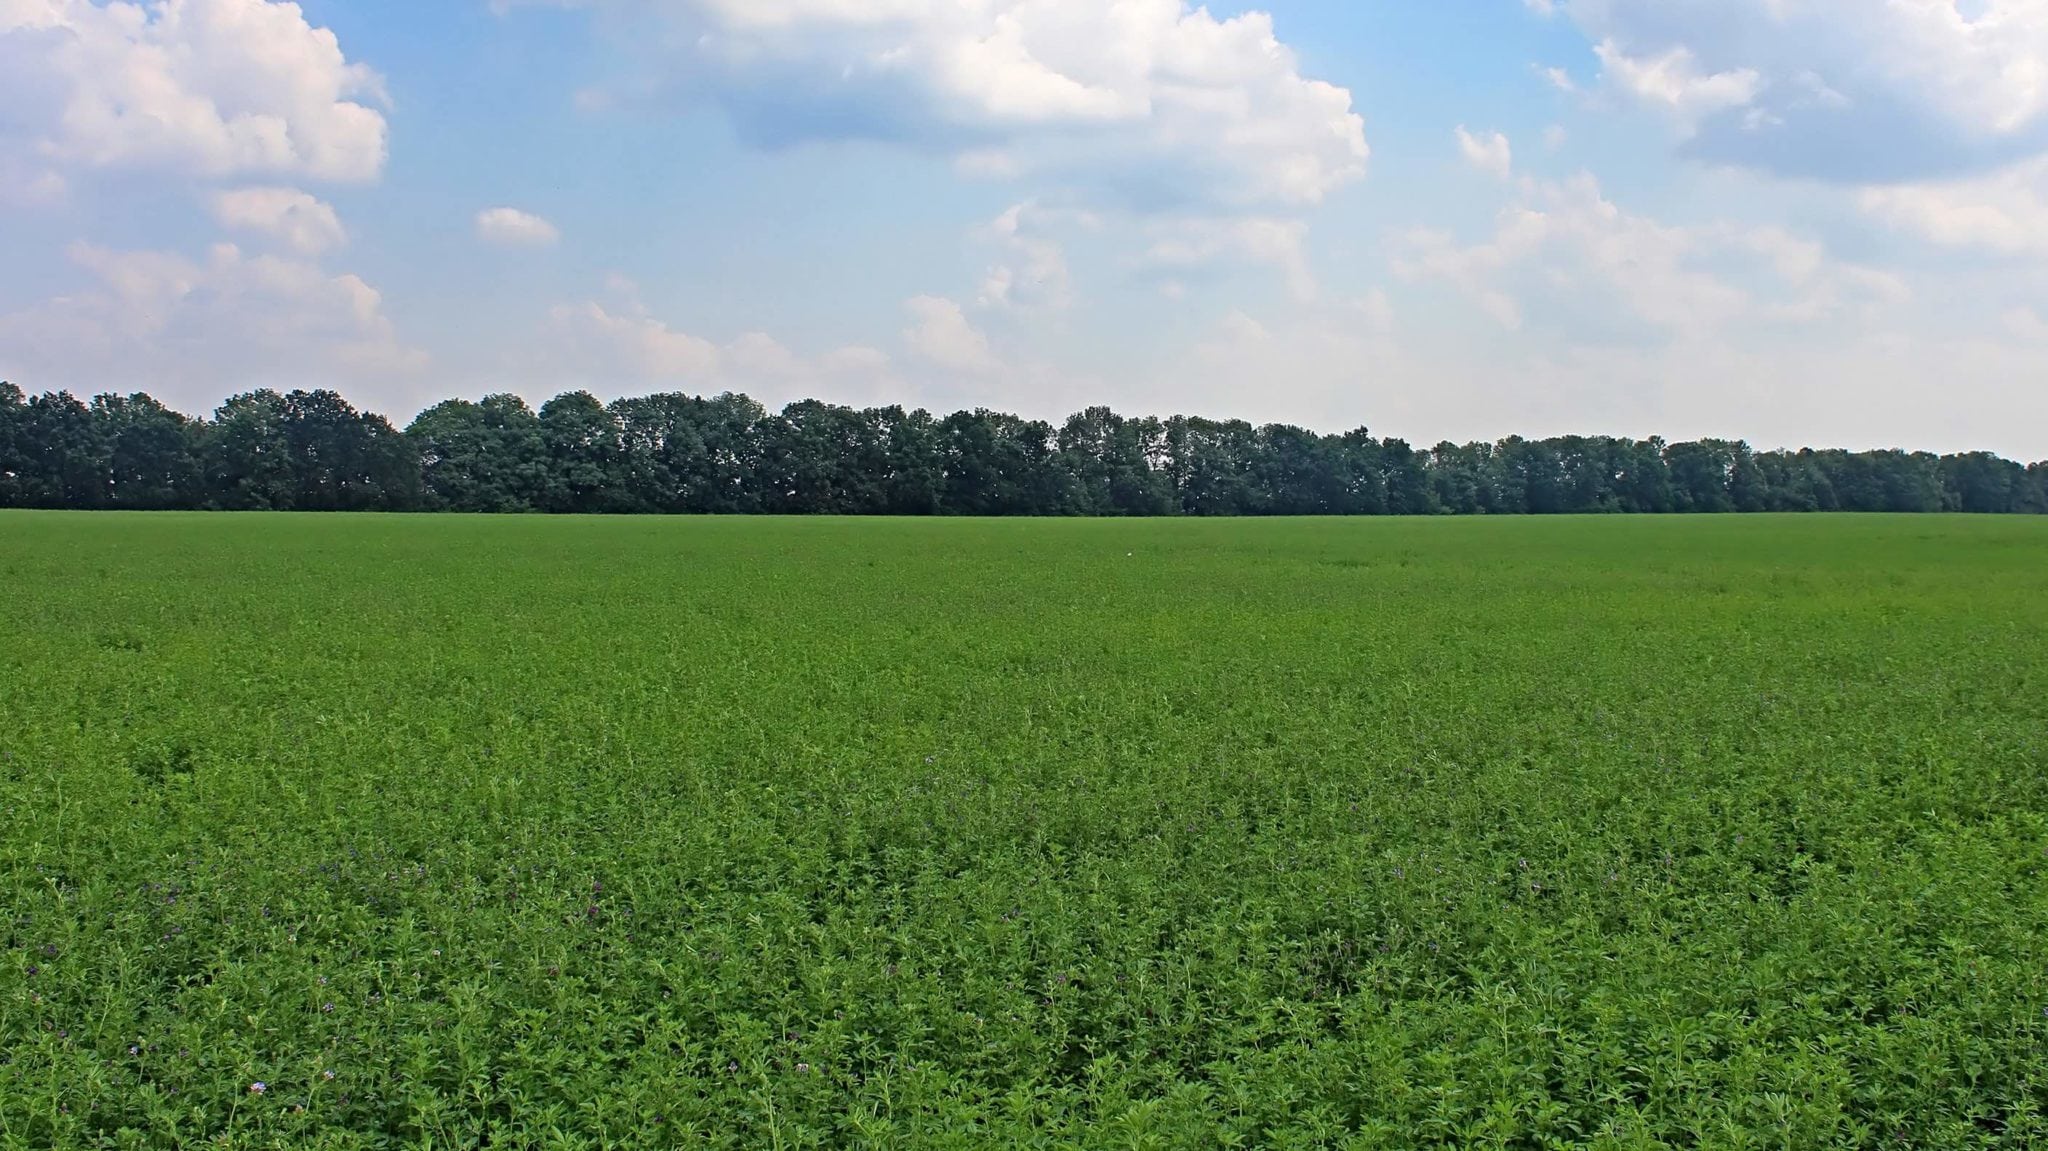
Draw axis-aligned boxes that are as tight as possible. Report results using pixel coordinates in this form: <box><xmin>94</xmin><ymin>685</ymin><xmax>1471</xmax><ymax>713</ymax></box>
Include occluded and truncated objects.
<box><xmin>2</xmin><ymin>0</ymin><xmax>2046</xmax><ymax>457</ymax></box>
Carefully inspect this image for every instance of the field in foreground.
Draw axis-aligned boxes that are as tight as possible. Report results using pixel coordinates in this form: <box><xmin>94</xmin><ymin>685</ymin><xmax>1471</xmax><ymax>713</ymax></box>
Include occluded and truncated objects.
<box><xmin>3</xmin><ymin>513</ymin><xmax>2047</xmax><ymax>1149</ymax></box>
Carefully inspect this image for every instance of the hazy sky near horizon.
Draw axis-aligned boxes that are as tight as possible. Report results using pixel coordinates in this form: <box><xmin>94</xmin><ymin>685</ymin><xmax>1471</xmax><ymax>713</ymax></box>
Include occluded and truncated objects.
<box><xmin>3</xmin><ymin>0</ymin><xmax>2047</xmax><ymax>457</ymax></box>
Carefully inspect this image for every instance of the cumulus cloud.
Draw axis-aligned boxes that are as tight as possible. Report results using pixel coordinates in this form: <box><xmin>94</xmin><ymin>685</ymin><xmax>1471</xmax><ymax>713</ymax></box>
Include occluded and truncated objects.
<box><xmin>475</xmin><ymin>207</ymin><xmax>561</xmax><ymax>247</ymax></box>
<box><xmin>501</xmin><ymin>0</ymin><xmax>1368</xmax><ymax>208</ymax></box>
<box><xmin>1860</xmin><ymin>156</ymin><xmax>2048</xmax><ymax>257</ymax></box>
<box><xmin>977</xmin><ymin>201</ymin><xmax>1083</xmax><ymax>311</ymax></box>
<box><xmin>1137</xmin><ymin>216</ymin><xmax>1317</xmax><ymax>302</ymax></box>
<box><xmin>0</xmin><ymin>241</ymin><xmax>425</xmax><ymax>408</ymax></box>
<box><xmin>1148</xmin><ymin>292</ymin><xmax>1409</xmax><ymax>433</ymax></box>
<box><xmin>0</xmin><ymin>0</ymin><xmax>388</xmax><ymax>185</ymax></box>
<box><xmin>543</xmin><ymin>281</ymin><xmax>895</xmax><ymax>394</ymax></box>
<box><xmin>1456</xmin><ymin>126</ymin><xmax>1513</xmax><ymax>179</ymax></box>
<box><xmin>902</xmin><ymin>295</ymin><xmax>999</xmax><ymax>374</ymax></box>
<box><xmin>1536</xmin><ymin>0</ymin><xmax>2048</xmax><ymax>181</ymax></box>
<box><xmin>211</xmin><ymin>186</ymin><xmax>346</xmax><ymax>254</ymax></box>
<box><xmin>2004</xmin><ymin>305</ymin><xmax>2048</xmax><ymax>341</ymax></box>
<box><xmin>1592</xmin><ymin>40</ymin><xmax>1761</xmax><ymax>122</ymax></box>
<box><xmin>1393</xmin><ymin>172</ymin><xmax>1907</xmax><ymax>342</ymax></box>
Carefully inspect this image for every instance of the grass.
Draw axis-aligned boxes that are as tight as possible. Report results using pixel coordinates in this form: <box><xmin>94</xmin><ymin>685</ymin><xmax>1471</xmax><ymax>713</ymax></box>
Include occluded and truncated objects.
<box><xmin>2</xmin><ymin>512</ymin><xmax>2047</xmax><ymax>1149</ymax></box>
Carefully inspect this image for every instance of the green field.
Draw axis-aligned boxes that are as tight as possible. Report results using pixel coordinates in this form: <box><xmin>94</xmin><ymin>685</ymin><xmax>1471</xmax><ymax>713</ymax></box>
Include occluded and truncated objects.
<box><xmin>4</xmin><ymin>513</ymin><xmax>2047</xmax><ymax>1149</ymax></box>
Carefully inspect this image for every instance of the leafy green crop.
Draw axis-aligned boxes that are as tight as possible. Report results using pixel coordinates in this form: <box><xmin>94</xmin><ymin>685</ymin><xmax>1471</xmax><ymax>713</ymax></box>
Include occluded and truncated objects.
<box><xmin>2</xmin><ymin>512</ymin><xmax>2045</xmax><ymax>1149</ymax></box>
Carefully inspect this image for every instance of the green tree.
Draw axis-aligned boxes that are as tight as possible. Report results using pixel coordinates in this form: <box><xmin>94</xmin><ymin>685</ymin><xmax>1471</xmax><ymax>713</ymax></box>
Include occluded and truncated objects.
<box><xmin>941</xmin><ymin>409</ymin><xmax>1061</xmax><ymax>515</ymax></box>
<box><xmin>1056</xmin><ymin>407</ymin><xmax>1174</xmax><ymax>516</ymax></box>
<box><xmin>16</xmin><ymin>391</ymin><xmax>111</xmax><ymax>508</ymax></box>
<box><xmin>878</xmin><ymin>406</ymin><xmax>945</xmax><ymax>515</ymax></box>
<box><xmin>95</xmin><ymin>393</ymin><xmax>201</xmax><ymax>509</ymax></box>
<box><xmin>1940</xmin><ymin>452</ymin><xmax>2026</xmax><ymax>513</ymax></box>
<box><xmin>1728</xmin><ymin>441</ymin><xmax>1769</xmax><ymax>512</ymax></box>
<box><xmin>0</xmin><ymin>382</ymin><xmax>24</xmax><ymax>508</ymax></box>
<box><xmin>1662</xmin><ymin>440</ymin><xmax>1737</xmax><ymax>513</ymax></box>
<box><xmin>1165</xmin><ymin>416</ymin><xmax>1260</xmax><ymax>516</ymax></box>
<box><xmin>276</xmin><ymin>390</ymin><xmax>420</xmax><ymax>511</ymax></box>
<box><xmin>1427</xmin><ymin>441</ymin><xmax>1489</xmax><ymax>515</ymax></box>
<box><xmin>1378</xmin><ymin>436</ymin><xmax>1433</xmax><ymax>515</ymax></box>
<box><xmin>1494</xmin><ymin>436</ymin><xmax>1563</xmax><ymax>514</ymax></box>
<box><xmin>610</xmin><ymin>392</ymin><xmax>767</xmax><ymax>514</ymax></box>
<box><xmin>539</xmin><ymin>391</ymin><xmax>627</xmax><ymax>513</ymax></box>
<box><xmin>204</xmin><ymin>391</ymin><xmax>296</xmax><ymax>509</ymax></box>
<box><xmin>759</xmin><ymin>400</ymin><xmax>893</xmax><ymax>514</ymax></box>
<box><xmin>407</xmin><ymin>394</ymin><xmax>551</xmax><ymax>512</ymax></box>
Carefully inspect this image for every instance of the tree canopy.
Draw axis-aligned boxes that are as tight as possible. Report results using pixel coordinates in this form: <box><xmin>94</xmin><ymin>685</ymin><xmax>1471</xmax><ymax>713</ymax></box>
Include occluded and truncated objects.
<box><xmin>0</xmin><ymin>381</ymin><xmax>2042</xmax><ymax>515</ymax></box>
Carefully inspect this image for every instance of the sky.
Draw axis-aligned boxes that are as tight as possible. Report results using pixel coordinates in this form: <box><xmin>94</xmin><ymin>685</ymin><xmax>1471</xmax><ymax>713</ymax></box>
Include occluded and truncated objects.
<box><xmin>2</xmin><ymin>0</ymin><xmax>2046</xmax><ymax>458</ymax></box>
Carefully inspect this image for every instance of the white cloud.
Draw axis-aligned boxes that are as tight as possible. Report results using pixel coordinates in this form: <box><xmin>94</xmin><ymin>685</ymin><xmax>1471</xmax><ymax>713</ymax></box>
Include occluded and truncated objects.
<box><xmin>211</xmin><ymin>186</ymin><xmax>346</xmax><ymax>254</ymax></box>
<box><xmin>1456</xmin><ymin>126</ymin><xmax>1513</xmax><ymax>179</ymax></box>
<box><xmin>0</xmin><ymin>0</ymin><xmax>388</xmax><ymax>184</ymax></box>
<box><xmin>543</xmin><ymin>283</ymin><xmax>895</xmax><ymax>395</ymax></box>
<box><xmin>1394</xmin><ymin>172</ymin><xmax>1906</xmax><ymax>341</ymax></box>
<box><xmin>1543</xmin><ymin>124</ymin><xmax>1568</xmax><ymax>151</ymax></box>
<box><xmin>1161</xmin><ymin>293</ymin><xmax>1409</xmax><ymax>432</ymax></box>
<box><xmin>0</xmin><ymin>158</ymin><xmax>67</xmax><ymax>206</ymax></box>
<box><xmin>1592</xmin><ymin>40</ymin><xmax>1761</xmax><ymax>122</ymax></box>
<box><xmin>475</xmin><ymin>207</ymin><xmax>561</xmax><ymax>247</ymax></box>
<box><xmin>1138</xmin><ymin>216</ymin><xmax>1317</xmax><ymax>302</ymax></box>
<box><xmin>2004</xmin><ymin>305</ymin><xmax>2048</xmax><ymax>341</ymax></box>
<box><xmin>503</xmin><ymin>0</ymin><xmax>1368</xmax><ymax>208</ymax></box>
<box><xmin>549</xmin><ymin>299</ymin><xmax>718</xmax><ymax>379</ymax></box>
<box><xmin>1542</xmin><ymin>0</ymin><xmax>2048</xmax><ymax>181</ymax></box>
<box><xmin>0</xmin><ymin>241</ymin><xmax>425</xmax><ymax>409</ymax></box>
<box><xmin>977</xmin><ymin>201</ymin><xmax>1081</xmax><ymax>311</ymax></box>
<box><xmin>903</xmin><ymin>294</ymin><xmax>999</xmax><ymax>374</ymax></box>
<box><xmin>1860</xmin><ymin>156</ymin><xmax>2048</xmax><ymax>257</ymax></box>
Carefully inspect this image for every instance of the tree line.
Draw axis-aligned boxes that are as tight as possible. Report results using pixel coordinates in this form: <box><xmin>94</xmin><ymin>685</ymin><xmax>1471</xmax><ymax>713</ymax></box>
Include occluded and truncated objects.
<box><xmin>2</xmin><ymin>381</ymin><xmax>2044</xmax><ymax>515</ymax></box>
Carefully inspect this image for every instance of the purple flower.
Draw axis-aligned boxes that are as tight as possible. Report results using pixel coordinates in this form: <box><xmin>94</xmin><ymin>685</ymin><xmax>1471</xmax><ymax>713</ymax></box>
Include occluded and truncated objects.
<box><xmin>250</xmin><ymin>1082</ymin><xmax>267</xmax><ymax>1095</ymax></box>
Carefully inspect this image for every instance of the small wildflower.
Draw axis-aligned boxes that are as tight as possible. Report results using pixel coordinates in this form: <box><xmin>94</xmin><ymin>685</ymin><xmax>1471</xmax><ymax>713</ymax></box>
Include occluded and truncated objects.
<box><xmin>796</xmin><ymin>1062</ymin><xmax>812</xmax><ymax>1074</ymax></box>
<box><xmin>250</xmin><ymin>1082</ymin><xmax>267</xmax><ymax>1095</ymax></box>
<box><xmin>322</xmin><ymin>1070</ymin><xmax>336</xmax><ymax>1081</ymax></box>
<box><xmin>322</xmin><ymin>1003</ymin><xmax>335</xmax><ymax>1013</ymax></box>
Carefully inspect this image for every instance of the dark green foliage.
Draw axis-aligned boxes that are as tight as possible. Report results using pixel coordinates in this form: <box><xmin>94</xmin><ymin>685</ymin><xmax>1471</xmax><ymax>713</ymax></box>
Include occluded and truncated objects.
<box><xmin>538</xmin><ymin>391</ymin><xmax>627</xmax><ymax>514</ymax></box>
<box><xmin>200</xmin><ymin>390</ymin><xmax>417</xmax><ymax>512</ymax></box>
<box><xmin>406</xmin><ymin>394</ymin><xmax>550</xmax><ymax>512</ymax></box>
<box><xmin>18</xmin><ymin>391</ymin><xmax>111</xmax><ymax>508</ymax></box>
<box><xmin>0</xmin><ymin>381</ymin><xmax>2041</xmax><ymax>515</ymax></box>
<box><xmin>202</xmin><ymin>391</ymin><xmax>296</xmax><ymax>510</ymax></box>
<box><xmin>95</xmin><ymin>395</ymin><xmax>201</xmax><ymax>511</ymax></box>
<box><xmin>3</xmin><ymin>514</ymin><xmax>2047</xmax><ymax>1149</ymax></box>
<box><xmin>0</xmin><ymin>381</ymin><xmax>24</xmax><ymax>507</ymax></box>
<box><xmin>939</xmin><ymin>408</ymin><xmax>1064</xmax><ymax>515</ymax></box>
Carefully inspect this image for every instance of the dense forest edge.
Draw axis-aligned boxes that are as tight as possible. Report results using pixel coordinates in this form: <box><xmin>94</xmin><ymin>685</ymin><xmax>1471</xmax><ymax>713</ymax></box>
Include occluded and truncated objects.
<box><xmin>2</xmin><ymin>381</ymin><xmax>2044</xmax><ymax>515</ymax></box>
